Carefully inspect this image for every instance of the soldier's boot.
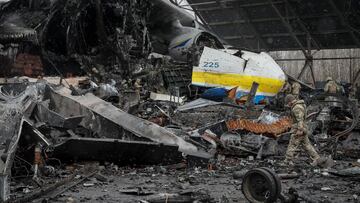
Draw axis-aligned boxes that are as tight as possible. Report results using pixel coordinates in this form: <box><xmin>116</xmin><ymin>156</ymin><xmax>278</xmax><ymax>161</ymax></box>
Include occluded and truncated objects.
<box><xmin>310</xmin><ymin>158</ymin><xmax>320</xmax><ymax>167</ymax></box>
<box><xmin>310</xmin><ymin>152</ymin><xmax>321</xmax><ymax>166</ymax></box>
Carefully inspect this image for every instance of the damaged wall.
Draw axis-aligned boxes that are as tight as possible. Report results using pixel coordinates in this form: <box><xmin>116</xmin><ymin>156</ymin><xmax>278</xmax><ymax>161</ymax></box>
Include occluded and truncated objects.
<box><xmin>269</xmin><ymin>48</ymin><xmax>360</xmax><ymax>84</ymax></box>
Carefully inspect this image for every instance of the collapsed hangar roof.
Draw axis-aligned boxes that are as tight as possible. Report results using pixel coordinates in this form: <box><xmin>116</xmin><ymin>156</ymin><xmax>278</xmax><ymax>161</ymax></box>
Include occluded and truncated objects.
<box><xmin>186</xmin><ymin>0</ymin><xmax>360</xmax><ymax>52</ymax></box>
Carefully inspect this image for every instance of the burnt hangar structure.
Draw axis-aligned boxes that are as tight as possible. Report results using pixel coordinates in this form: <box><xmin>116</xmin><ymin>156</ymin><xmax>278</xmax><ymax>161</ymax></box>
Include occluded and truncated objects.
<box><xmin>181</xmin><ymin>0</ymin><xmax>360</xmax><ymax>84</ymax></box>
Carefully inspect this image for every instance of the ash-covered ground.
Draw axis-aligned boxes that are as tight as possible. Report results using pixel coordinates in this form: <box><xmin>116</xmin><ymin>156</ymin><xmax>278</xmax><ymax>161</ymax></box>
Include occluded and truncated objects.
<box><xmin>46</xmin><ymin>158</ymin><xmax>360</xmax><ymax>203</ymax></box>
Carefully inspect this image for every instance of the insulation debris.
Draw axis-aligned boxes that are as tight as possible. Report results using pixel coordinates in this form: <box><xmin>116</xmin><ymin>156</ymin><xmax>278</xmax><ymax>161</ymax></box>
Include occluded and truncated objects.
<box><xmin>226</xmin><ymin>117</ymin><xmax>293</xmax><ymax>137</ymax></box>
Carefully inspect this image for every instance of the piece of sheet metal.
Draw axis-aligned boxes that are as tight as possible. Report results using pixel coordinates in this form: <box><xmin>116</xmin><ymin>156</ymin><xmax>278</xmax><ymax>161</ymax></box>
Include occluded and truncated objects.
<box><xmin>176</xmin><ymin>98</ymin><xmax>244</xmax><ymax>112</ymax></box>
<box><xmin>35</xmin><ymin>101</ymin><xmax>83</xmax><ymax>129</ymax></box>
<box><xmin>176</xmin><ymin>98</ymin><xmax>222</xmax><ymax>112</ymax></box>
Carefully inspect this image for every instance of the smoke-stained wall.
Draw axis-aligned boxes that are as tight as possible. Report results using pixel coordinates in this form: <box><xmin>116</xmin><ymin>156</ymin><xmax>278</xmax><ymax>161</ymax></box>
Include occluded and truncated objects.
<box><xmin>269</xmin><ymin>49</ymin><xmax>360</xmax><ymax>84</ymax></box>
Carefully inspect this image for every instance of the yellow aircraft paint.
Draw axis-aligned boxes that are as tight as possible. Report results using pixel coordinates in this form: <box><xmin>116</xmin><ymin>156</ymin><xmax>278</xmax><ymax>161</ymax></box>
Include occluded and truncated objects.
<box><xmin>192</xmin><ymin>71</ymin><xmax>284</xmax><ymax>95</ymax></box>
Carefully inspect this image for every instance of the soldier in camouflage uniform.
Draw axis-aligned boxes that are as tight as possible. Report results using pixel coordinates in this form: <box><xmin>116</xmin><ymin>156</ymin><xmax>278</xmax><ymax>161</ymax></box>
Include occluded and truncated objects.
<box><xmin>284</xmin><ymin>94</ymin><xmax>320</xmax><ymax>166</ymax></box>
<box><xmin>324</xmin><ymin>77</ymin><xmax>341</xmax><ymax>94</ymax></box>
<box><xmin>291</xmin><ymin>82</ymin><xmax>301</xmax><ymax>99</ymax></box>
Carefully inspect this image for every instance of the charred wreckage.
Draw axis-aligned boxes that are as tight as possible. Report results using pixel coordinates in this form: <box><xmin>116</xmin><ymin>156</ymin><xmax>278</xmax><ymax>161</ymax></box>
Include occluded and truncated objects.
<box><xmin>0</xmin><ymin>0</ymin><xmax>359</xmax><ymax>202</ymax></box>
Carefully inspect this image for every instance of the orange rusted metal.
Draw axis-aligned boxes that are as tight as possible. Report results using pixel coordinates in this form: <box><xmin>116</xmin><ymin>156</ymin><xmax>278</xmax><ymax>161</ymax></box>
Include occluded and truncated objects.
<box><xmin>226</xmin><ymin>117</ymin><xmax>292</xmax><ymax>138</ymax></box>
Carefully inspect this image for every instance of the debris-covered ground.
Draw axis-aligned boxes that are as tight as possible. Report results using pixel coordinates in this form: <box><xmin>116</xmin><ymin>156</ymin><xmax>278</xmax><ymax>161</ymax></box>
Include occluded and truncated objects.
<box><xmin>0</xmin><ymin>78</ymin><xmax>357</xmax><ymax>203</ymax></box>
<box><xmin>22</xmin><ymin>158</ymin><xmax>360</xmax><ymax>203</ymax></box>
<box><xmin>0</xmin><ymin>0</ymin><xmax>360</xmax><ymax>202</ymax></box>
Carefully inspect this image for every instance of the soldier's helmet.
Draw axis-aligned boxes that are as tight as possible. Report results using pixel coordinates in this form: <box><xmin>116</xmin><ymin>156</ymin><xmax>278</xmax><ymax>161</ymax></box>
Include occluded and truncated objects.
<box><xmin>326</xmin><ymin>76</ymin><xmax>333</xmax><ymax>81</ymax></box>
<box><xmin>284</xmin><ymin>94</ymin><xmax>296</xmax><ymax>106</ymax></box>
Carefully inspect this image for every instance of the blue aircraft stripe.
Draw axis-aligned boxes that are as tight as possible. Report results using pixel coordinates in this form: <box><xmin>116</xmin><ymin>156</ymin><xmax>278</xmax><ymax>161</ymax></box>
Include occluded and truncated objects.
<box><xmin>171</xmin><ymin>38</ymin><xmax>192</xmax><ymax>49</ymax></box>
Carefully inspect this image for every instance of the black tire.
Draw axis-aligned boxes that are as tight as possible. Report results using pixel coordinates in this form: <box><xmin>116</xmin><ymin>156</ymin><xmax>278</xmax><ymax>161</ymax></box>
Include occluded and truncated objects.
<box><xmin>241</xmin><ymin>168</ymin><xmax>279</xmax><ymax>203</ymax></box>
<box><xmin>260</xmin><ymin>167</ymin><xmax>282</xmax><ymax>199</ymax></box>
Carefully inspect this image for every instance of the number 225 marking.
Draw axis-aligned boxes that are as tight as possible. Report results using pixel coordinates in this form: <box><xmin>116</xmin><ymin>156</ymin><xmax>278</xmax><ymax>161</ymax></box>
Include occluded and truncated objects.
<box><xmin>203</xmin><ymin>62</ymin><xmax>219</xmax><ymax>68</ymax></box>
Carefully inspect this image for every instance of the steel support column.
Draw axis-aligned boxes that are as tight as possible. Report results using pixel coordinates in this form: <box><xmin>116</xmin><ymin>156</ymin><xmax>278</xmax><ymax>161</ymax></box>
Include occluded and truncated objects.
<box><xmin>306</xmin><ymin>34</ymin><xmax>316</xmax><ymax>85</ymax></box>
<box><xmin>297</xmin><ymin>34</ymin><xmax>316</xmax><ymax>85</ymax></box>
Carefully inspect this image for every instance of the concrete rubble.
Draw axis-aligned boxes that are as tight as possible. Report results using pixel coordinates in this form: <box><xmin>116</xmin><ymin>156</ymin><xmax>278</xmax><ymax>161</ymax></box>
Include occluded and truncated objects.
<box><xmin>0</xmin><ymin>0</ymin><xmax>359</xmax><ymax>202</ymax></box>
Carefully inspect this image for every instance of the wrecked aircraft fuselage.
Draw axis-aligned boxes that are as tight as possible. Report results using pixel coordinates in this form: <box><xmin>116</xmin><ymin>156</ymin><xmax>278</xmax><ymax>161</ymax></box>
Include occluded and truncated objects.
<box><xmin>192</xmin><ymin>47</ymin><xmax>286</xmax><ymax>103</ymax></box>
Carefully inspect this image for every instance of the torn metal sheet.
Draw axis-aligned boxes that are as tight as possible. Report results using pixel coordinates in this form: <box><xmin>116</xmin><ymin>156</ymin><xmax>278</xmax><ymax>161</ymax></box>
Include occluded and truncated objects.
<box><xmin>35</xmin><ymin>100</ymin><xmax>83</xmax><ymax>129</ymax></box>
<box><xmin>176</xmin><ymin>98</ymin><xmax>222</xmax><ymax>112</ymax></box>
<box><xmin>176</xmin><ymin>98</ymin><xmax>243</xmax><ymax>112</ymax></box>
<box><xmin>22</xmin><ymin>118</ymin><xmax>51</xmax><ymax>147</ymax></box>
<box><xmin>0</xmin><ymin>117</ymin><xmax>23</xmax><ymax>202</ymax></box>
<box><xmin>188</xmin><ymin>121</ymin><xmax>228</xmax><ymax>138</ymax></box>
<box><xmin>0</xmin><ymin>83</ymin><xmax>45</xmax><ymax>201</ymax></box>
<box><xmin>52</xmin><ymin>138</ymin><xmax>183</xmax><ymax>165</ymax></box>
<box><xmin>49</xmin><ymin>86</ymin><xmax>211</xmax><ymax>158</ymax></box>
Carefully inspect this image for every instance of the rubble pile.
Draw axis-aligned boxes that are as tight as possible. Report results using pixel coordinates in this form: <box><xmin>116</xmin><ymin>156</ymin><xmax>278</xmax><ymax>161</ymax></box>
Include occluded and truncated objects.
<box><xmin>0</xmin><ymin>77</ymin><xmax>355</xmax><ymax>202</ymax></box>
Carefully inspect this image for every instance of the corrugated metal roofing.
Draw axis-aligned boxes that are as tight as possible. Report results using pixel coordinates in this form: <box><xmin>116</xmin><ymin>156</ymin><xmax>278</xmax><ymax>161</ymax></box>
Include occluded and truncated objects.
<box><xmin>186</xmin><ymin>0</ymin><xmax>360</xmax><ymax>52</ymax></box>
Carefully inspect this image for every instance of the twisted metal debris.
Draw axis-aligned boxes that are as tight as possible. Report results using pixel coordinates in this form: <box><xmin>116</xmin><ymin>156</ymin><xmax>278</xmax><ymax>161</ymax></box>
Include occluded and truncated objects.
<box><xmin>226</xmin><ymin>117</ymin><xmax>292</xmax><ymax>138</ymax></box>
<box><xmin>0</xmin><ymin>24</ymin><xmax>37</xmax><ymax>42</ymax></box>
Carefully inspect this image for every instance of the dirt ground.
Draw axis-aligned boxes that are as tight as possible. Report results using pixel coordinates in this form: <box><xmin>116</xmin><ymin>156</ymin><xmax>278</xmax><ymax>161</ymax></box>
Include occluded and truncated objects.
<box><xmin>46</xmin><ymin>157</ymin><xmax>360</xmax><ymax>203</ymax></box>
